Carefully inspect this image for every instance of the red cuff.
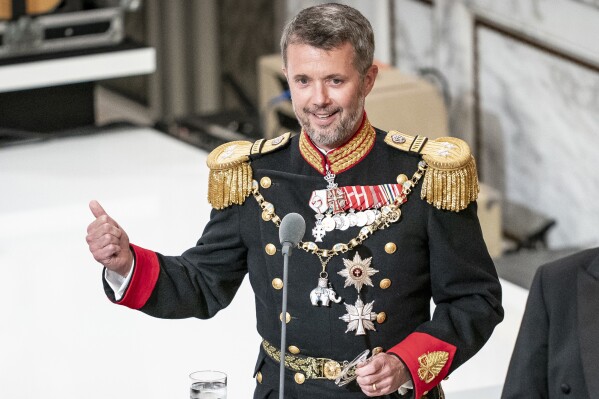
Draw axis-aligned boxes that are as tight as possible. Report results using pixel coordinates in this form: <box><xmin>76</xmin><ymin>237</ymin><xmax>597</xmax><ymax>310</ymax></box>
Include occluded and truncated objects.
<box><xmin>117</xmin><ymin>244</ymin><xmax>160</xmax><ymax>309</ymax></box>
<box><xmin>388</xmin><ymin>332</ymin><xmax>456</xmax><ymax>399</ymax></box>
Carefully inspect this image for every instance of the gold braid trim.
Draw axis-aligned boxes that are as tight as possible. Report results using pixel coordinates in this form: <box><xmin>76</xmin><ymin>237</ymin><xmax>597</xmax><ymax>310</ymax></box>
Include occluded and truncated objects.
<box><xmin>262</xmin><ymin>340</ymin><xmax>321</xmax><ymax>379</ymax></box>
<box><xmin>261</xmin><ymin>340</ymin><xmax>345</xmax><ymax>380</ymax></box>
<box><xmin>298</xmin><ymin>117</ymin><xmax>376</xmax><ymax>175</ymax></box>
<box><xmin>206</xmin><ymin>141</ymin><xmax>253</xmax><ymax>209</ymax></box>
<box><xmin>327</xmin><ymin>119</ymin><xmax>376</xmax><ymax>174</ymax></box>
<box><xmin>385</xmin><ymin>132</ymin><xmax>479</xmax><ymax>212</ymax></box>
<box><xmin>299</xmin><ymin>132</ymin><xmax>325</xmax><ymax>174</ymax></box>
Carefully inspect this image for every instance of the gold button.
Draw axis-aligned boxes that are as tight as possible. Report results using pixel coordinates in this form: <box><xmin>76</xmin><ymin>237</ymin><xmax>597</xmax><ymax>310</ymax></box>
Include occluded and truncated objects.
<box><xmin>272</xmin><ymin>278</ymin><xmax>283</xmax><ymax>290</ymax></box>
<box><xmin>384</xmin><ymin>242</ymin><xmax>397</xmax><ymax>254</ymax></box>
<box><xmin>396</xmin><ymin>174</ymin><xmax>408</xmax><ymax>184</ymax></box>
<box><xmin>294</xmin><ymin>372</ymin><xmax>305</xmax><ymax>384</ymax></box>
<box><xmin>288</xmin><ymin>345</ymin><xmax>300</xmax><ymax>354</ymax></box>
<box><xmin>260</xmin><ymin>176</ymin><xmax>272</xmax><ymax>189</ymax></box>
<box><xmin>372</xmin><ymin>346</ymin><xmax>384</xmax><ymax>356</ymax></box>
<box><xmin>376</xmin><ymin>312</ymin><xmax>387</xmax><ymax>324</ymax></box>
<box><xmin>280</xmin><ymin>312</ymin><xmax>291</xmax><ymax>323</ymax></box>
<box><xmin>380</xmin><ymin>278</ymin><xmax>392</xmax><ymax>289</ymax></box>
<box><xmin>265</xmin><ymin>243</ymin><xmax>277</xmax><ymax>255</ymax></box>
<box><xmin>256</xmin><ymin>371</ymin><xmax>263</xmax><ymax>384</ymax></box>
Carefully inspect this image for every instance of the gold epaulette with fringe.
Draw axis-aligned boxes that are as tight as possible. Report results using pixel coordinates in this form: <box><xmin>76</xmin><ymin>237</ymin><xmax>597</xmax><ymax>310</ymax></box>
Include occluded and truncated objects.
<box><xmin>206</xmin><ymin>133</ymin><xmax>291</xmax><ymax>209</ymax></box>
<box><xmin>384</xmin><ymin>131</ymin><xmax>479</xmax><ymax>212</ymax></box>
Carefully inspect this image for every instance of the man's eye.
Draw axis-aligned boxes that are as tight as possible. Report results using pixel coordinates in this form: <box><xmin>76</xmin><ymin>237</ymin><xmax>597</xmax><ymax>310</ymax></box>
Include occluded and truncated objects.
<box><xmin>296</xmin><ymin>78</ymin><xmax>308</xmax><ymax>85</ymax></box>
<box><xmin>331</xmin><ymin>79</ymin><xmax>342</xmax><ymax>85</ymax></box>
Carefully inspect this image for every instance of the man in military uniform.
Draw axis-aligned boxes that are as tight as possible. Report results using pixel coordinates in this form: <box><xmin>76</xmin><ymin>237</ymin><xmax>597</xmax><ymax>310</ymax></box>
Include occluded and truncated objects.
<box><xmin>86</xmin><ymin>3</ymin><xmax>503</xmax><ymax>398</ymax></box>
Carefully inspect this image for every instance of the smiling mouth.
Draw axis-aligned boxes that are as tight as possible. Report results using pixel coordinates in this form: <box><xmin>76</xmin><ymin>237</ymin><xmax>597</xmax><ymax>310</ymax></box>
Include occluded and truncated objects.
<box><xmin>311</xmin><ymin>110</ymin><xmax>339</xmax><ymax>121</ymax></box>
<box><xmin>316</xmin><ymin>112</ymin><xmax>333</xmax><ymax>118</ymax></box>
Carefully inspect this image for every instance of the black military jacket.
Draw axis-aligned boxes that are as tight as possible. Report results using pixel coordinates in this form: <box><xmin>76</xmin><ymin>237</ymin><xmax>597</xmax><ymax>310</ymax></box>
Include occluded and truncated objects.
<box><xmin>502</xmin><ymin>247</ymin><xmax>599</xmax><ymax>399</ymax></box>
<box><xmin>104</xmin><ymin>118</ymin><xmax>503</xmax><ymax>399</ymax></box>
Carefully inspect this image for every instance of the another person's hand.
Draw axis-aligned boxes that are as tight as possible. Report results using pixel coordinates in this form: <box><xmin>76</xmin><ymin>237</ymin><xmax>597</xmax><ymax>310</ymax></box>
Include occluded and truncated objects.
<box><xmin>86</xmin><ymin>200</ymin><xmax>133</xmax><ymax>276</ymax></box>
<box><xmin>355</xmin><ymin>352</ymin><xmax>409</xmax><ymax>397</ymax></box>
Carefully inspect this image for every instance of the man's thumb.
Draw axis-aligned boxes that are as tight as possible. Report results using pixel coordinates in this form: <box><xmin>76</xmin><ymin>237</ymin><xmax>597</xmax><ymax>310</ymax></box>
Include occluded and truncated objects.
<box><xmin>89</xmin><ymin>200</ymin><xmax>108</xmax><ymax>219</ymax></box>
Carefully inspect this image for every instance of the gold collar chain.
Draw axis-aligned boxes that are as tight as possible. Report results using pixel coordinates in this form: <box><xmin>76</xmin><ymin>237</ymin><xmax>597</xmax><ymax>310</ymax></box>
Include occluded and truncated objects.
<box><xmin>251</xmin><ymin>161</ymin><xmax>428</xmax><ymax>263</ymax></box>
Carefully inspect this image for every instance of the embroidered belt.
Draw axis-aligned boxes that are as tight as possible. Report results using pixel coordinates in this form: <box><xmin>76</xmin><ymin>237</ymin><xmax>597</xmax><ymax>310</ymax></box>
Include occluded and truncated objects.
<box><xmin>262</xmin><ymin>340</ymin><xmax>349</xmax><ymax>380</ymax></box>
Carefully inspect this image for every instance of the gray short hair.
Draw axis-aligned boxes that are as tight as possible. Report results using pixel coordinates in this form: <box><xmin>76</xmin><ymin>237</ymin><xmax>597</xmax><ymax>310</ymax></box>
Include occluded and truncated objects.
<box><xmin>280</xmin><ymin>3</ymin><xmax>375</xmax><ymax>76</ymax></box>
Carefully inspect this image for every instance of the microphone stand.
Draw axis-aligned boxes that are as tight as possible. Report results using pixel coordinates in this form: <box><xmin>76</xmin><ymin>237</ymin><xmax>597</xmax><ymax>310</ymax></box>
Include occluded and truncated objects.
<box><xmin>279</xmin><ymin>242</ymin><xmax>291</xmax><ymax>399</ymax></box>
<box><xmin>277</xmin><ymin>213</ymin><xmax>305</xmax><ymax>399</ymax></box>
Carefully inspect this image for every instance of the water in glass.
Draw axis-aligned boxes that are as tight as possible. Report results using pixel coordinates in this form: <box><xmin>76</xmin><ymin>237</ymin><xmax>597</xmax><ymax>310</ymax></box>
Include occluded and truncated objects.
<box><xmin>190</xmin><ymin>381</ymin><xmax>227</xmax><ymax>399</ymax></box>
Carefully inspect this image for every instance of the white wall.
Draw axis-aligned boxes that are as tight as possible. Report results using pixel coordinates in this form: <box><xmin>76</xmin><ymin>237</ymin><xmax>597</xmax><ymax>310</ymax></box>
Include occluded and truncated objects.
<box><xmin>393</xmin><ymin>0</ymin><xmax>599</xmax><ymax>249</ymax></box>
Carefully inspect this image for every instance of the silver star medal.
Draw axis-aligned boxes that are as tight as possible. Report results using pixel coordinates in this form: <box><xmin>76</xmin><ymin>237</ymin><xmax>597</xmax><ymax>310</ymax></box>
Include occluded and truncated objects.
<box><xmin>338</xmin><ymin>253</ymin><xmax>379</xmax><ymax>335</ymax></box>
<box><xmin>339</xmin><ymin>296</ymin><xmax>377</xmax><ymax>336</ymax></box>
<box><xmin>338</xmin><ymin>253</ymin><xmax>379</xmax><ymax>292</ymax></box>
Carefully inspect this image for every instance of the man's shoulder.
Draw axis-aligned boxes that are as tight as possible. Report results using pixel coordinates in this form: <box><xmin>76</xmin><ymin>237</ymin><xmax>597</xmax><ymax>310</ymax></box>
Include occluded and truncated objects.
<box><xmin>381</xmin><ymin>129</ymin><xmax>479</xmax><ymax>212</ymax></box>
<box><xmin>205</xmin><ymin>133</ymin><xmax>292</xmax><ymax>209</ymax></box>
<box><xmin>206</xmin><ymin>132</ymin><xmax>293</xmax><ymax>170</ymax></box>
<box><xmin>539</xmin><ymin>247</ymin><xmax>599</xmax><ymax>279</ymax></box>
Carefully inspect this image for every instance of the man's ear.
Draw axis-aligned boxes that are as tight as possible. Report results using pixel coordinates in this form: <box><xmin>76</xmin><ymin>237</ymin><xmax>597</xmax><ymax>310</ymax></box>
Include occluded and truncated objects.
<box><xmin>362</xmin><ymin>64</ymin><xmax>379</xmax><ymax>97</ymax></box>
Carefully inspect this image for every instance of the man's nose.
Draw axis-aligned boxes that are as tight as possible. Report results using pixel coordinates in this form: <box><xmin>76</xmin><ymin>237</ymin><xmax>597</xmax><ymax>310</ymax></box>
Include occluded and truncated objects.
<box><xmin>312</xmin><ymin>83</ymin><xmax>331</xmax><ymax>107</ymax></box>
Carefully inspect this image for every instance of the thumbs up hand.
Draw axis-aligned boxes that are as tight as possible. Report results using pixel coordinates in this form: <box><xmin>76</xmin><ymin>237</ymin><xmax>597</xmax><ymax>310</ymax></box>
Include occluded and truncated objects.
<box><xmin>86</xmin><ymin>200</ymin><xmax>134</xmax><ymax>276</ymax></box>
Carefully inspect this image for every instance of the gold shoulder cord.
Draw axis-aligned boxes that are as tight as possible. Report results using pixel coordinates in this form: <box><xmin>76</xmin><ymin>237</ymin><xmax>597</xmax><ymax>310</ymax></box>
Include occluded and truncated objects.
<box><xmin>385</xmin><ymin>132</ymin><xmax>479</xmax><ymax>212</ymax></box>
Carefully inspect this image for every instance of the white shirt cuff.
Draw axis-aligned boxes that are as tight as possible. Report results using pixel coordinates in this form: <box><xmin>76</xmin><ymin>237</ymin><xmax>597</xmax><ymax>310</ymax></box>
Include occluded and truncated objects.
<box><xmin>398</xmin><ymin>379</ymin><xmax>414</xmax><ymax>395</ymax></box>
<box><xmin>104</xmin><ymin>263</ymin><xmax>135</xmax><ymax>301</ymax></box>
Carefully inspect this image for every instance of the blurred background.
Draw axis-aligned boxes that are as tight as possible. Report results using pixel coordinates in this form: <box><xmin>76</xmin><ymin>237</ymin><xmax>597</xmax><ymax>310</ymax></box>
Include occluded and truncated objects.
<box><xmin>1</xmin><ymin>0</ymin><xmax>598</xmax><ymax>398</ymax></box>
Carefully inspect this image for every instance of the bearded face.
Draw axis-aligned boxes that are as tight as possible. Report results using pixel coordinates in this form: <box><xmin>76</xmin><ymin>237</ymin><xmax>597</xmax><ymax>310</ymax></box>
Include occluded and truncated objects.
<box><xmin>283</xmin><ymin>42</ymin><xmax>377</xmax><ymax>150</ymax></box>
<box><xmin>296</xmin><ymin>87</ymin><xmax>365</xmax><ymax>149</ymax></box>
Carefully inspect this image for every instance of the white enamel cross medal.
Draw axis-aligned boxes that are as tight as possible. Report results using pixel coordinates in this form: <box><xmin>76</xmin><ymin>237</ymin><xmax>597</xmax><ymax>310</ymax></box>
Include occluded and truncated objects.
<box><xmin>312</xmin><ymin>222</ymin><xmax>326</xmax><ymax>242</ymax></box>
<box><xmin>309</xmin><ymin>166</ymin><xmax>339</xmax><ymax>241</ymax></box>
<box><xmin>338</xmin><ymin>253</ymin><xmax>379</xmax><ymax>335</ymax></box>
<box><xmin>339</xmin><ymin>296</ymin><xmax>377</xmax><ymax>335</ymax></box>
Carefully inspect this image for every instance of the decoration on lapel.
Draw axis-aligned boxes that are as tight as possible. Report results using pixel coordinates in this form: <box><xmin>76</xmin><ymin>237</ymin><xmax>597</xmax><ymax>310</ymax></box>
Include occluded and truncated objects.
<box><xmin>338</xmin><ymin>253</ymin><xmax>378</xmax><ymax>292</ymax></box>
<box><xmin>251</xmin><ymin>161</ymin><xmax>427</xmax><ymax>319</ymax></box>
<box><xmin>340</xmin><ymin>296</ymin><xmax>377</xmax><ymax>336</ymax></box>
<box><xmin>309</xmin><ymin>276</ymin><xmax>342</xmax><ymax>306</ymax></box>
<box><xmin>309</xmin><ymin>182</ymin><xmax>405</xmax><ymax>240</ymax></box>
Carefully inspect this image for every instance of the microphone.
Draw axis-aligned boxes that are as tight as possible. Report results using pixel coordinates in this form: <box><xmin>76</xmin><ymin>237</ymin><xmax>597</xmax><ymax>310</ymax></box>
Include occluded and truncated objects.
<box><xmin>279</xmin><ymin>212</ymin><xmax>306</xmax><ymax>256</ymax></box>
<box><xmin>278</xmin><ymin>213</ymin><xmax>305</xmax><ymax>399</ymax></box>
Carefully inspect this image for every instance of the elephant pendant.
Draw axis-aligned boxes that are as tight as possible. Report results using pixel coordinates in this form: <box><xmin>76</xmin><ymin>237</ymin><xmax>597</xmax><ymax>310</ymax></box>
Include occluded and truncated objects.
<box><xmin>310</xmin><ymin>277</ymin><xmax>342</xmax><ymax>306</ymax></box>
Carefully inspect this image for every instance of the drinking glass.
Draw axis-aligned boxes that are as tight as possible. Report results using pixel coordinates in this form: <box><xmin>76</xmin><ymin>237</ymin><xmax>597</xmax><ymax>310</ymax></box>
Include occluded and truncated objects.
<box><xmin>189</xmin><ymin>370</ymin><xmax>227</xmax><ymax>399</ymax></box>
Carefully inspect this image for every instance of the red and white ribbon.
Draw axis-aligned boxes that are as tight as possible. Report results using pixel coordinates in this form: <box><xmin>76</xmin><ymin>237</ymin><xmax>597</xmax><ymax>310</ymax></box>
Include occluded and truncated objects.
<box><xmin>309</xmin><ymin>184</ymin><xmax>404</xmax><ymax>214</ymax></box>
